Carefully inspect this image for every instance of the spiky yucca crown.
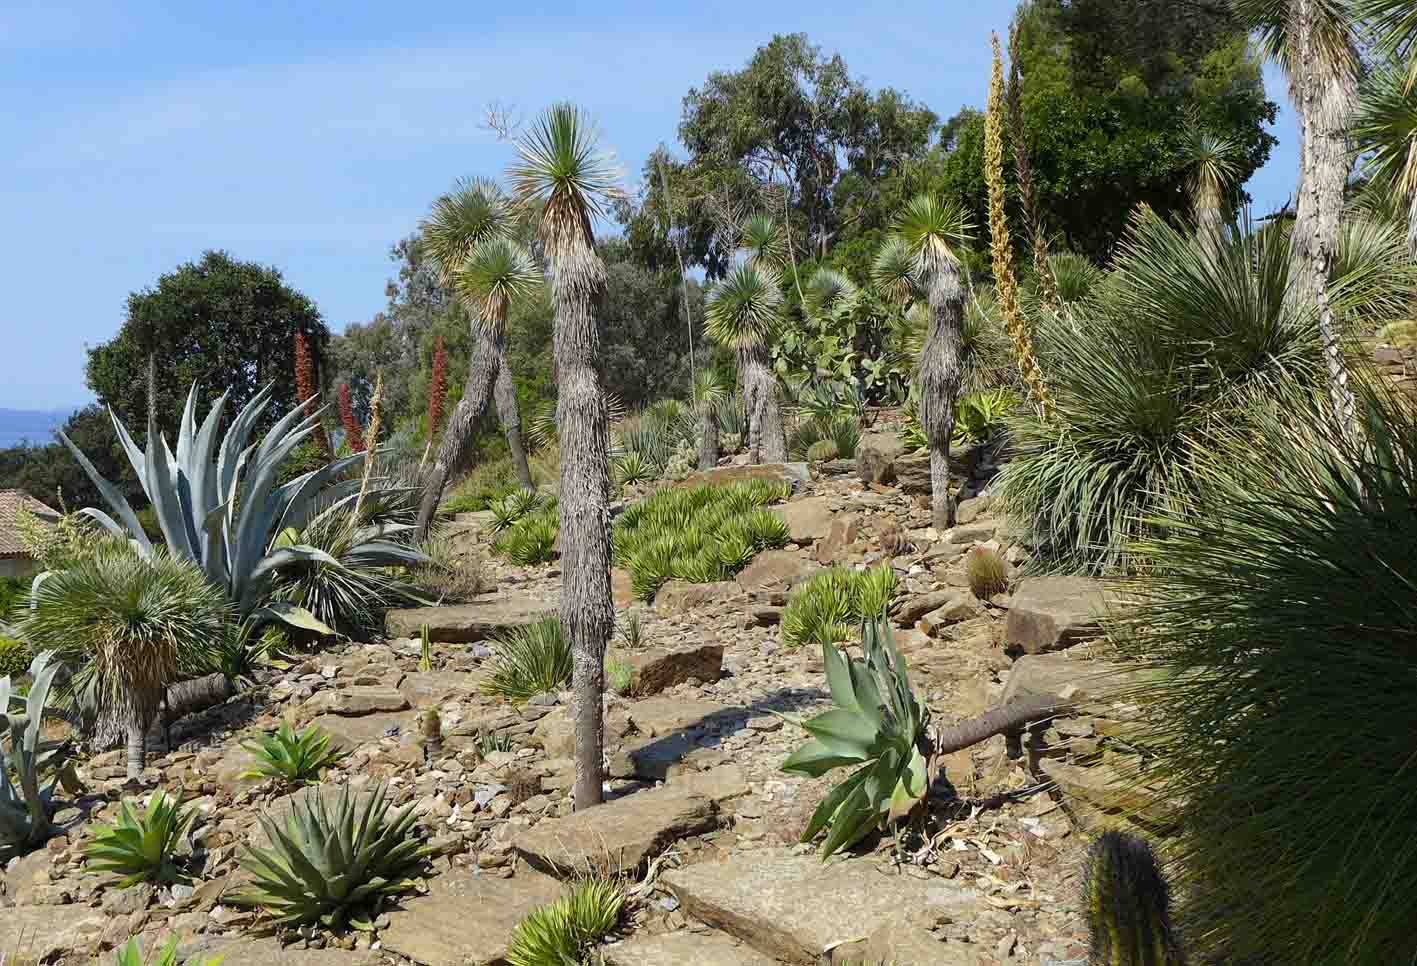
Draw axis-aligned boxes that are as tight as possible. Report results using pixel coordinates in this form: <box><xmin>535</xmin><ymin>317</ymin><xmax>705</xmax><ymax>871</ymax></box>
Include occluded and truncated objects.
<box><xmin>985</xmin><ymin>32</ymin><xmax>1055</xmax><ymax>423</ymax></box>
<box><xmin>1083</xmin><ymin>831</ymin><xmax>1185</xmax><ymax>966</ymax></box>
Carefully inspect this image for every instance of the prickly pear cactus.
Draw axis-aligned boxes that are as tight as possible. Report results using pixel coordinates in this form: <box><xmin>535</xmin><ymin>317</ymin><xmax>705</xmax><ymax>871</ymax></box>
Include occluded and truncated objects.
<box><xmin>1083</xmin><ymin>831</ymin><xmax>1185</xmax><ymax>966</ymax></box>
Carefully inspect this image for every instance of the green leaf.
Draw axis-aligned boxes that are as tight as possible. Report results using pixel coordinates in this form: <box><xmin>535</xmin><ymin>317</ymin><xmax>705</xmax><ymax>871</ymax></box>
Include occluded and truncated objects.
<box><xmin>800</xmin><ymin>709</ymin><xmax>879</xmax><ymax>757</ymax></box>
<box><xmin>781</xmin><ymin>739</ymin><xmax>872</xmax><ymax>777</ymax></box>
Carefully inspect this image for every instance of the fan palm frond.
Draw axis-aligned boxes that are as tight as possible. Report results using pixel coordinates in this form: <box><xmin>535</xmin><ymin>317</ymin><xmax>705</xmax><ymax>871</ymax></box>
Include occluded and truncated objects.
<box><xmin>891</xmin><ymin>194</ymin><xmax>973</xmax><ymax>279</ymax></box>
<box><xmin>705</xmin><ymin>262</ymin><xmax>784</xmax><ymax>349</ymax></box>
<box><xmin>802</xmin><ymin>268</ymin><xmax>859</xmax><ymax>320</ymax></box>
<box><xmin>420</xmin><ymin>177</ymin><xmax>513</xmax><ymax>283</ymax></box>
<box><xmin>740</xmin><ymin>214</ymin><xmax>787</xmax><ymax>267</ymax></box>
<box><xmin>453</xmin><ymin>236</ymin><xmax>545</xmax><ymax>334</ymax></box>
<box><xmin>872</xmin><ymin>235</ymin><xmax>920</xmax><ymax>305</ymax></box>
<box><xmin>508</xmin><ymin>103</ymin><xmax>623</xmax><ymax>255</ymax></box>
<box><xmin>1356</xmin><ymin>0</ymin><xmax>1417</xmax><ymax>91</ymax></box>
<box><xmin>1352</xmin><ymin>64</ymin><xmax>1417</xmax><ymax>199</ymax></box>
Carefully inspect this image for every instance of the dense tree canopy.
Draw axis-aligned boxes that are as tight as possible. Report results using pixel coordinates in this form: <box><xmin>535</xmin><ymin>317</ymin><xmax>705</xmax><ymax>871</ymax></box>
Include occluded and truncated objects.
<box><xmin>0</xmin><ymin>405</ymin><xmax>142</xmax><ymax>511</ymax></box>
<box><xmin>86</xmin><ymin>250</ymin><xmax>330</xmax><ymax>440</ymax></box>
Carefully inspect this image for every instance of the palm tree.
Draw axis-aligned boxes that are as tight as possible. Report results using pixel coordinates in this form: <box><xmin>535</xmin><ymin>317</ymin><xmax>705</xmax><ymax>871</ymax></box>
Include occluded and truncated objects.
<box><xmin>1181</xmin><ymin>124</ymin><xmax>1243</xmax><ymax>250</ymax></box>
<box><xmin>706</xmin><ymin>262</ymin><xmax>789</xmax><ymax>463</ymax></box>
<box><xmin>1356</xmin><ymin>0</ymin><xmax>1417</xmax><ymax>92</ymax></box>
<box><xmin>879</xmin><ymin>194</ymin><xmax>973</xmax><ymax>530</ymax></box>
<box><xmin>1233</xmin><ymin>0</ymin><xmax>1362</xmax><ymax>437</ymax></box>
<box><xmin>1352</xmin><ymin>64</ymin><xmax>1417</xmax><ymax>260</ymax></box>
<box><xmin>508</xmin><ymin>103</ymin><xmax>620</xmax><ymax>810</ymax></box>
<box><xmin>415</xmin><ymin>178</ymin><xmax>535</xmax><ymax>538</ymax></box>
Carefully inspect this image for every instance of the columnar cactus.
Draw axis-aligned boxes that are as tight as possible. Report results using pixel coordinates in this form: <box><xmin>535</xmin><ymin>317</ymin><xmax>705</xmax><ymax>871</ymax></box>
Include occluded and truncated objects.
<box><xmin>1083</xmin><ymin>831</ymin><xmax>1186</xmax><ymax>966</ymax></box>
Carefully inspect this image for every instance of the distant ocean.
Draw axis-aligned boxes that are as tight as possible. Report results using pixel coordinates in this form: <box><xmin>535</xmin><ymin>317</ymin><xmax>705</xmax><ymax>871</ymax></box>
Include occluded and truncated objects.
<box><xmin>0</xmin><ymin>407</ymin><xmax>77</xmax><ymax>449</ymax></box>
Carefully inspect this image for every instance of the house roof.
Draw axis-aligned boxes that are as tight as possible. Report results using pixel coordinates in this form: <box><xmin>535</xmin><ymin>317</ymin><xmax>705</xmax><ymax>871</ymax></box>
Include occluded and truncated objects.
<box><xmin>0</xmin><ymin>489</ymin><xmax>60</xmax><ymax>558</ymax></box>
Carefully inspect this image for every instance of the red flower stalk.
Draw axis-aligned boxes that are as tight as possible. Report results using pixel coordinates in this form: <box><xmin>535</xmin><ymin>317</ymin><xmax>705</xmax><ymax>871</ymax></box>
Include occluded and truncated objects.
<box><xmin>338</xmin><ymin>382</ymin><xmax>366</xmax><ymax>452</ymax></box>
<box><xmin>293</xmin><ymin>330</ymin><xmax>331</xmax><ymax>455</ymax></box>
<box><xmin>428</xmin><ymin>336</ymin><xmax>448</xmax><ymax>439</ymax></box>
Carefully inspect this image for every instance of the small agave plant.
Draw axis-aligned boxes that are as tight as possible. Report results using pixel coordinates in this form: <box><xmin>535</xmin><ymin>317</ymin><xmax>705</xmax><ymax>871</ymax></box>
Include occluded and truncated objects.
<box><xmin>58</xmin><ymin>382</ymin><xmax>422</xmax><ymax>630</ymax></box>
<box><xmin>0</xmin><ymin>650</ymin><xmax>63</xmax><ymax>848</ymax></box>
<box><xmin>780</xmin><ymin>618</ymin><xmax>930</xmax><ymax>857</ymax></box>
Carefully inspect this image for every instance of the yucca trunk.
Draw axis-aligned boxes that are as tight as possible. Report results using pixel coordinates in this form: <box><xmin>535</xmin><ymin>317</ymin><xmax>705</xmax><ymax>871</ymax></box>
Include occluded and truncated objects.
<box><xmin>1197</xmin><ymin>189</ymin><xmax>1226</xmax><ymax>255</ymax></box>
<box><xmin>494</xmin><ymin>361</ymin><xmax>534</xmax><ymax>489</ymax></box>
<box><xmin>741</xmin><ymin>347</ymin><xmax>786</xmax><ymax>464</ymax></box>
<box><xmin>917</xmin><ymin>263</ymin><xmax>966</xmax><ymax>530</ymax></box>
<box><xmin>698</xmin><ymin>405</ymin><xmax>719</xmax><ymax>469</ymax></box>
<box><xmin>125</xmin><ymin>715</ymin><xmax>147</xmax><ymax>780</ymax></box>
<box><xmin>1290</xmin><ymin>0</ymin><xmax>1359</xmax><ymax>438</ymax></box>
<box><xmin>552</xmin><ymin>244</ymin><xmax>615</xmax><ymax>811</ymax></box>
<box><xmin>415</xmin><ymin>334</ymin><xmax>503</xmax><ymax>538</ymax></box>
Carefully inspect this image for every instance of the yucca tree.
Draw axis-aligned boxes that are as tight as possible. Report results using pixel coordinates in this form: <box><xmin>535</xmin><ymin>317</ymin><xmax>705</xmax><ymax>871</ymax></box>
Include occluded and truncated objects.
<box><xmin>1181</xmin><ymin>123</ymin><xmax>1243</xmax><ymax>249</ymax></box>
<box><xmin>508</xmin><ymin>102</ymin><xmax>619</xmax><ymax>810</ymax></box>
<box><xmin>1356</xmin><ymin>0</ymin><xmax>1417</xmax><ymax>91</ymax></box>
<box><xmin>882</xmin><ymin>194</ymin><xmax>973</xmax><ymax>529</ymax></box>
<box><xmin>692</xmin><ymin>367</ymin><xmax>732</xmax><ymax>469</ymax></box>
<box><xmin>1352</xmin><ymin>64</ymin><xmax>1417</xmax><ymax>260</ymax></box>
<box><xmin>415</xmin><ymin>178</ymin><xmax>537</xmax><ymax>538</ymax></box>
<box><xmin>1233</xmin><ymin>0</ymin><xmax>1363</xmax><ymax>438</ymax></box>
<box><xmin>706</xmin><ymin>262</ymin><xmax>789</xmax><ymax>463</ymax></box>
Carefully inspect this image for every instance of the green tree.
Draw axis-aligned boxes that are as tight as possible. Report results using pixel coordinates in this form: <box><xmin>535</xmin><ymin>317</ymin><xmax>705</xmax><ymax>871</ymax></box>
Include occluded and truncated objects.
<box><xmin>510</xmin><ymin>103</ymin><xmax>619</xmax><ymax>810</ymax></box>
<box><xmin>86</xmin><ymin>251</ymin><xmax>329</xmax><ymax>441</ymax></box>
<box><xmin>0</xmin><ymin>405</ymin><xmax>143</xmax><ymax>512</ymax></box>
<box><xmin>1352</xmin><ymin>62</ymin><xmax>1417</xmax><ymax>259</ymax></box>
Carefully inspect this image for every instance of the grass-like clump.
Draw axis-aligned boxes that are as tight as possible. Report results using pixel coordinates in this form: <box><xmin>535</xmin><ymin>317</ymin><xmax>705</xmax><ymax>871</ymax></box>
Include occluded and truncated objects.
<box><xmin>482</xmin><ymin>616</ymin><xmax>573</xmax><ymax>703</ymax></box>
<box><xmin>506</xmin><ymin>877</ymin><xmax>625</xmax><ymax>966</ymax></box>
<box><xmin>781</xmin><ymin>564</ymin><xmax>899</xmax><ymax>649</ymax></box>
<box><xmin>612</xmin><ymin>479</ymin><xmax>792</xmax><ymax>601</ymax></box>
<box><xmin>490</xmin><ymin>490</ymin><xmax>560</xmax><ymax>566</ymax></box>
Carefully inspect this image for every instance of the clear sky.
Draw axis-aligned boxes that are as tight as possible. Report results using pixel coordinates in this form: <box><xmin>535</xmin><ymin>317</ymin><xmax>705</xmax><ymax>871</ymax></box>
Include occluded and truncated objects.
<box><xmin>1</xmin><ymin>0</ymin><xmax>1299</xmax><ymax>410</ymax></box>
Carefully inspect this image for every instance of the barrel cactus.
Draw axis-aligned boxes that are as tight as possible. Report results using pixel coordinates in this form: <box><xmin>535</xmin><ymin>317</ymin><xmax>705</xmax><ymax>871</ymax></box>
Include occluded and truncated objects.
<box><xmin>1083</xmin><ymin>831</ymin><xmax>1185</xmax><ymax>966</ymax></box>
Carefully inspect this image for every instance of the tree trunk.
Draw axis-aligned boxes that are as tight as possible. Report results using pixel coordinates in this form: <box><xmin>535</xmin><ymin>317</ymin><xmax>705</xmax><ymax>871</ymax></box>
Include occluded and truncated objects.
<box><xmin>931</xmin><ymin>693</ymin><xmax>1067</xmax><ymax>758</ymax></box>
<box><xmin>917</xmin><ymin>261</ymin><xmax>966</xmax><ymax>530</ymax></box>
<box><xmin>163</xmin><ymin>673</ymin><xmax>233</xmax><ymax>723</ymax></box>
<box><xmin>1291</xmin><ymin>0</ymin><xmax>1359</xmax><ymax>439</ymax></box>
<box><xmin>553</xmin><ymin>244</ymin><xmax>614</xmax><ymax>811</ymax></box>
<box><xmin>698</xmin><ymin>405</ymin><xmax>719</xmax><ymax>470</ymax></box>
<box><xmin>742</xmin><ymin>348</ymin><xmax>786</xmax><ymax>464</ymax></box>
<box><xmin>415</xmin><ymin>333</ymin><xmax>503</xmax><ymax>539</ymax></box>
<box><xmin>125</xmin><ymin>715</ymin><xmax>146</xmax><ymax>780</ymax></box>
<box><xmin>1197</xmin><ymin>192</ymin><xmax>1225</xmax><ymax>257</ymax></box>
<box><xmin>146</xmin><ymin>351</ymin><xmax>158</xmax><ymax>422</ymax></box>
<box><xmin>493</xmin><ymin>361</ymin><xmax>534</xmax><ymax>490</ymax></box>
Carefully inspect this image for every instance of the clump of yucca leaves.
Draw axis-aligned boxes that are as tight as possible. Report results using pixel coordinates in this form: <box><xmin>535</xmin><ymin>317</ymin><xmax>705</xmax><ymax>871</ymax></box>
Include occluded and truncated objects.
<box><xmin>84</xmin><ymin>790</ymin><xmax>196</xmax><ymax>886</ymax></box>
<box><xmin>233</xmin><ymin>783</ymin><xmax>429</xmax><ymax>931</ymax></box>
<box><xmin>506</xmin><ymin>877</ymin><xmax>625</xmax><ymax>966</ymax></box>
<box><xmin>612</xmin><ymin>480</ymin><xmax>792</xmax><ymax>601</ymax></box>
<box><xmin>781</xmin><ymin>619</ymin><xmax>929</xmax><ymax>857</ymax></box>
<box><xmin>493</xmin><ymin>506</ymin><xmax>560</xmax><ymax>566</ymax></box>
<box><xmin>240</xmin><ymin>722</ymin><xmax>347</xmax><ymax>787</ymax></box>
<box><xmin>781</xmin><ymin>565</ymin><xmax>898</xmax><ymax>649</ymax></box>
<box><xmin>112</xmin><ymin>936</ymin><xmax>222</xmax><ymax>966</ymax></box>
<box><xmin>1082</xmin><ymin>831</ymin><xmax>1184</xmax><ymax>966</ymax></box>
<box><xmin>482</xmin><ymin>616</ymin><xmax>572</xmax><ymax>703</ymax></box>
<box><xmin>1109</xmin><ymin>382</ymin><xmax>1417</xmax><ymax>964</ymax></box>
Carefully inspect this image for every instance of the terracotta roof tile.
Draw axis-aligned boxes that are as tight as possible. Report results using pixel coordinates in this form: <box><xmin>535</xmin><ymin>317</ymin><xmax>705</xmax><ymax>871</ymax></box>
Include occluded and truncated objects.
<box><xmin>0</xmin><ymin>489</ymin><xmax>59</xmax><ymax>558</ymax></box>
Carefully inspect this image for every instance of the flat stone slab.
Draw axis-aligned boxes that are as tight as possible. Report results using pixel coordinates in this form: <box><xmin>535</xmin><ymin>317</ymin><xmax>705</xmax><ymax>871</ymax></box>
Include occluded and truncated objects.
<box><xmin>380</xmin><ymin>868</ymin><xmax>564</xmax><ymax>965</ymax></box>
<box><xmin>773</xmin><ymin>496</ymin><xmax>837</xmax><ymax>543</ymax></box>
<box><xmin>735</xmin><ymin>548</ymin><xmax>822</xmax><ymax>591</ymax></box>
<box><xmin>603</xmin><ymin>930</ymin><xmax>779</xmax><ymax>965</ymax></box>
<box><xmin>513</xmin><ymin>783</ymin><xmax>719</xmax><ymax>877</ymax></box>
<box><xmin>198</xmin><ymin>938</ymin><xmax>381</xmax><ymax>965</ymax></box>
<box><xmin>663</xmin><ymin>850</ymin><xmax>984</xmax><ymax>965</ymax></box>
<box><xmin>308</xmin><ymin>685</ymin><xmax>410</xmax><ymax>716</ymax></box>
<box><xmin>397</xmin><ymin>670</ymin><xmax>487</xmax><ymax>707</ymax></box>
<box><xmin>653</xmin><ymin>580</ymin><xmax>741</xmax><ymax>615</ymax></box>
<box><xmin>1000</xmin><ymin>652</ymin><xmax>1144</xmax><ymax>706</ymax></box>
<box><xmin>610</xmin><ymin>697</ymin><xmax>751</xmax><ymax>781</ymax></box>
<box><xmin>676</xmin><ymin>462</ymin><xmax>810</xmax><ymax>490</ymax></box>
<box><xmin>386</xmin><ymin>593</ymin><xmax>554</xmax><ymax>642</ymax></box>
<box><xmin>307</xmin><ymin>711</ymin><xmax>417</xmax><ymax>752</ymax></box>
<box><xmin>608</xmin><ymin>643</ymin><xmax>723</xmax><ymax>696</ymax></box>
<box><xmin>1005</xmin><ymin>577</ymin><xmax>1112</xmax><ymax>654</ymax></box>
<box><xmin>0</xmin><ymin>905</ymin><xmax>121</xmax><ymax>962</ymax></box>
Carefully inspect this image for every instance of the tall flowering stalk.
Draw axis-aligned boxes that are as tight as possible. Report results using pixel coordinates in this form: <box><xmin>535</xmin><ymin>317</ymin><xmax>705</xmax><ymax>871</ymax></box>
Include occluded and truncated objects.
<box><xmin>293</xmin><ymin>330</ymin><xmax>331</xmax><ymax>455</ymax></box>
<box><xmin>420</xmin><ymin>336</ymin><xmax>449</xmax><ymax>468</ymax></box>
<box><xmin>986</xmin><ymin>32</ymin><xmax>1054</xmax><ymax>422</ymax></box>
<box><xmin>1007</xmin><ymin>24</ymin><xmax>1058</xmax><ymax>315</ymax></box>
<box><xmin>338</xmin><ymin>382</ymin><xmax>366</xmax><ymax>452</ymax></box>
<box><xmin>353</xmin><ymin>370</ymin><xmax>384</xmax><ymax>521</ymax></box>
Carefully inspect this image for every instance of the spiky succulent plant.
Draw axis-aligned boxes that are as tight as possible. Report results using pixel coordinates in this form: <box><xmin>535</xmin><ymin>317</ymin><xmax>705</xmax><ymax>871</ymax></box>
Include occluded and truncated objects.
<box><xmin>482</xmin><ymin>616</ymin><xmax>573</xmax><ymax>703</ymax></box>
<box><xmin>781</xmin><ymin>565</ymin><xmax>899</xmax><ymax>649</ymax></box>
<box><xmin>1083</xmin><ymin>831</ymin><xmax>1184</xmax><ymax>966</ymax></box>
<box><xmin>233</xmin><ymin>783</ymin><xmax>429</xmax><ymax>930</ymax></box>
<box><xmin>781</xmin><ymin>619</ymin><xmax>930</xmax><ymax>857</ymax></box>
<box><xmin>506</xmin><ymin>878</ymin><xmax>625</xmax><ymax>966</ymax></box>
<box><xmin>241</xmin><ymin>722</ymin><xmax>347</xmax><ymax>788</ymax></box>
<box><xmin>0</xmin><ymin>649</ymin><xmax>63</xmax><ymax>848</ymax></box>
<box><xmin>85</xmin><ymin>790</ymin><xmax>196</xmax><ymax>886</ymax></box>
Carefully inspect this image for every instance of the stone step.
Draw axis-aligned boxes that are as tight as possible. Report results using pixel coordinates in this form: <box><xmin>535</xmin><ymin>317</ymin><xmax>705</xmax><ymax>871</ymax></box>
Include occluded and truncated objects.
<box><xmin>662</xmin><ymin>849</ymin><xmax>990</xmax><ymax>965</ymax></box>
<box><xmin>602</xmin><ymin>929</ymin><xmax>780</xmax><ymax>965</ymax></box>
<box><xmin>386</xmin><ymin>594</ymin><xmax>555</xmax><ymax>643</ymax></box>
<box><xmin>378</xmin><ymin>867</ymin><xmax>564</xmax><ymax>965</ymax></box>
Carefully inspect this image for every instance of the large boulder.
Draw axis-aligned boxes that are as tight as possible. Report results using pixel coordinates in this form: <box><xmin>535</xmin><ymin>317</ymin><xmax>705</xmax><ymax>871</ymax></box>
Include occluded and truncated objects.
<box><xmin>856</xmin><ymin>432</ymin><xmax>905</xmax><ymax>484</ymax></box>
<box><xmin>675</xmin><ymin>462</ymin><xmax>810</xmax><ymax>491</ymax></box>
<box><xmin>773</xmin><ymin>497</ymin><xmax>837</xmax><ymax>544</ymax></box>
<box><xmin>396</xmin><ymin>670</ymin><xmax>486</xmax><ymax>708</ymax></box>
<box><xmin>1005</xmin><ymin>576</ymin><xmax>1111</xmax><ymax>654</ymax></box>
<box><xmin>653</xmin><ymin>580</ymin><xmax>741</xmax><ymax>615</ymax></box>
<box><xmin>513</xmin><ymin>783</ymin><xmax>719</xmax><ymax>877</ymax></box>
<box><xmin>386</xmin><ymin>593</ymin><xmax>554</xmax><ymax>643</ymax></box>
<box><xmin>1000</xmin><ymin>651</ymin><xmax>1142</xmax><ymax>706</ymax></box>
<box><xmin>735</xmin><ymin>549</ymin><xmax>822</xmax><ymax>591</ymax></box>
<box><xmin>609</xmin><ymin>697</ymin><xmax>749</xmax><ymax>781</ymax></box>
<box><xmin>307</xmin><ymin>686</ymin><xmax>409</xmax><ymax>717</ymax></box>
<box><xmin>305</xmin><ymin>711</ymin><xmax>417</xmax><ymax>752</ymax></box>
<box><xmin>611</xmin><ymin>643</ymin><xmax>724</xmax><ymax>695</ymax></box>
<box><xmin>893</xmin><ymin>443</ymin><xmax>983</xmax><ymax>496</ymax></box>
<box><xmin>379</xmin><ymin>869</ymin><xmax>564</xmax><ymax>966</ymax></box>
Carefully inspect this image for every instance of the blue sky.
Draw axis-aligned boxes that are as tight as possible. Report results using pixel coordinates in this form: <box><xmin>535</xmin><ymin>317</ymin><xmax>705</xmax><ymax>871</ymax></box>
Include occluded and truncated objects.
<box><xmin>1</xmin><ymin>0</ymin><xmax>1299</xmax><ymax>410</ymax></box>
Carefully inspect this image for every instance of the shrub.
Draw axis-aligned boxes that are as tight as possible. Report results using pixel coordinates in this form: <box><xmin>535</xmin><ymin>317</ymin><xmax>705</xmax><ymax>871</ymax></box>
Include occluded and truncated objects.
<box><xmin>241</xmin><ymin>723</ymin><xmax>347</xmax><ymax>787</ymax></box>
<box><xmin>233</xmin><ymin>783</ymin><xmax>429</xmax><ymax>930</ymax></box>
<box><xmin>21</xmin><ymin>547</ymin><xmax>229</xmax><ymax>778</ymax></box>
<box><xmin>84</xmin><ymin>790</ymin><xmax>195</xmax><ymax>885</ymax></box>
<box><xmin>506</xmin><ymin>878</ymin><xmax>625</xmax><ymax>966</ymax></box>
<box><xmin>781</xmin><ymin>619</ymin><xmax>929</xmax><ymax>857</ymax></box>
<box><xmin>482</xmin><ymin>617</ymin><xmax>572</xmax><ymax>703</ymax></box>
<box><xmin>805</xmin><ymin>439</ymin><xmax>838</xmax><ymax>463</ymax></box>
<box><xmin>408</xmin><ymin>525</ymin><xmax>486</xmax><ymax>604</ymax></box>
<box><xmin>781</xmin><ymin>565</ymin><xmax>899</xmax><ymax>649</ymax></box>
<box><xmin>613</xmin><ymin>480</ymin><xmax>792</xmax><ymax>601</ymax></box>
<box><xmin>612</xmin><ymin>451</ymin><xmax>655</xmax><ymax>487</ymax></box>
<box><xmin>1107</xmin><ymin>385</ymin><xmax>1417</xmax><ymax>964</ymax></box>
<box><xmin>900</xmin><ymin>388</ymin><xmax>1016</xmax><ymax>454</ymax></box>
<box><xmin>993</xmin><ymin>211</ymin><xmax>1360</xmax><ymax>574</ymax></box>
<box><xmin>493</xmin><ymin>508</ymin><xmax>560</xmax><ymax>566</ymax></box>
<box><xmin>964</xmin><ymin>546</ymin><xmax>1009</xmax><ymax>598</ymax></box>
<box><xmin>605</xmin><ymin>658</ymin><xmax>634</xmax><ymax>696</ymax></box>
<box><xmin>0</xmin><ymin>636</ymin><xmax>31</xmax><ymax>679</ymax></box>
<box><xmin>0</xmin><ymin>576</ymin><xmax>29</xmax><ymax>619</ymax></box>
<box><xmin>442</xmin><ymin>456</ymin><xmax>521</xmax><ymax>514</ymax></box>
<box><xmin>112</xmin><ymin>936</ymin><xmax>222</xmax><ymax>966</ymax></box>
